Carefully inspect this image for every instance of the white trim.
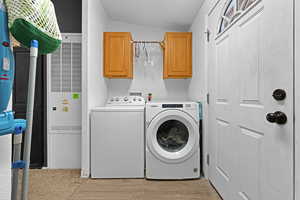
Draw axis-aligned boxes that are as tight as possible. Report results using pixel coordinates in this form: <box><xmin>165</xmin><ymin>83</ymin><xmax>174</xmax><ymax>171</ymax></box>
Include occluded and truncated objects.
<box><xmin>203</xmin><ymin>14</ymin><xmax>209</xmax><ymax>178</ymax></box>
<box><xmin>81</xmin><ymin>0</ymin><xmax>89</xmax><ymax>178</ymax></box>
<box><xmin>295</xmin><ymin>0</ymin><xmax>299</xmax><ymax>198</ymax></box>
<box><xmin>209</xmin><ymin>0</ymin><xmax>223</xmax><ymax>16</ymax></box>
<box><xmin>46</xmin><ymin>52</ymin><xmax>51</xmax><ymax>168</ymax></box>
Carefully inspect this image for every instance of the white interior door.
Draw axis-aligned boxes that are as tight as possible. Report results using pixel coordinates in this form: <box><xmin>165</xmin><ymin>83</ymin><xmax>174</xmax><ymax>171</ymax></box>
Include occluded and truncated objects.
<box><xmin>207</xmin><ymin>0</ymin><xmax>294</xmax><ymax>200</ymax></box>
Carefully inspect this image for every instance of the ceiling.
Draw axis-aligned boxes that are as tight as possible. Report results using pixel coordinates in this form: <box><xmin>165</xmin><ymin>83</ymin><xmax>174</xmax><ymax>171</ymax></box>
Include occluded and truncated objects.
<box><xmin>100</xmin><ymin>0</ymin><xmax>204</xmax><ymax>31</ymax></box>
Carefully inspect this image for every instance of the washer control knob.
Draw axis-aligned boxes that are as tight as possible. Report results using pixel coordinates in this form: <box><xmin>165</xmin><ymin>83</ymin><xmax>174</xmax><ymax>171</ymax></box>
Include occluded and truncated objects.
<box><xmin>133</xmin><ymin>98</ymin><xmax>136</xmax><ymax>101</ymax></box>
<box><xmin>124</xmin><ymin>97</ymin><xmax>129</xmax><ymax>101</ymax></box>
<box><xmin>115</xmin><ymin>97</ymin><xmax>119</xmax><ymax>102</ymax></box>
<box><xmin>138</xmin><ymin>98</ymin><xmax>142</xmax><ymax>101</ymax></box>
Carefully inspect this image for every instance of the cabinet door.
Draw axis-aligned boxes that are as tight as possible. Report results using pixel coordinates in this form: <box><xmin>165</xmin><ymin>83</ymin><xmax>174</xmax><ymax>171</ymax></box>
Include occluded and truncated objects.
<box><xmin>164</xmin><ymin>32</ymin><xmax>192</xmax><ymax>79</ymax></box>
<box><xmin>104</xmin><ymin>32</ymin><xmax>133</xmax><ymax>78</ymax></box>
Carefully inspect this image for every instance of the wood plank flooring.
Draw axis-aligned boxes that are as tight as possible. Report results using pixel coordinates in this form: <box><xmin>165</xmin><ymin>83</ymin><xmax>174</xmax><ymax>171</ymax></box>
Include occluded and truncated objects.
<box><xmin>25</xmin><ymin>170</ymin><xmax>221</xmax><ymax>200</ymax></box>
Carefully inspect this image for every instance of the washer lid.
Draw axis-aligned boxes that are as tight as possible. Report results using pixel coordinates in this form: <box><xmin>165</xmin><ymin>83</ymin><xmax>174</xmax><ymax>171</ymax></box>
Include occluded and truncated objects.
<box><xmin>91</xmin><ymin>106</ymin><xmax>145</xmax><ymax>112</ymax></box>
<box><xmin>147</xmin><ymin>110</ymin><xmax>199</xmax><ymax>164</ymax></box>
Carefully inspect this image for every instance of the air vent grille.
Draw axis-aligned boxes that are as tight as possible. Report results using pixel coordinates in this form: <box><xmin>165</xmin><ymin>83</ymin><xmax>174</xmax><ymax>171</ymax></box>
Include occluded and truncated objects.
<box><xmin>72</xmin><ymin>43</ymin><xmax>82</xmax><ymax>92</ymax></box>
<box><xmin>51</xmin><ymin>47</ymin><xmax>61</xmax><ymax>92</ymax></box>
<box><xmin>50</xmin><ymin>42</ymin><xmax>82</xmax><ymax>92</ymax></box>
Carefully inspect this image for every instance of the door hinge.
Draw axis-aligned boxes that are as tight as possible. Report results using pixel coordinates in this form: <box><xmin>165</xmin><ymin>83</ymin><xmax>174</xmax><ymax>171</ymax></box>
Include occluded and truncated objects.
<box><xmin>207</xmin><ymin>93</ymin><xmax>210</xmax><ymax>104</ymax></box>
<box><xmin>207</xmin><ymin>154</ymin><xmax>210</xmax><ymax>166</ymax></box>
<box><xmin>205</xmin><ymin>29</ymin><xmax>211</xmax><ymax>42</ymax></box>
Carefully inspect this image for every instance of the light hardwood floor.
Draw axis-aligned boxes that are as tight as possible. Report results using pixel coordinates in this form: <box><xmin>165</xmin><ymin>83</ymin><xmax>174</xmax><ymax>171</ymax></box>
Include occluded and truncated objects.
<box><xmin>25</xmin><ymin>170</ymin><xmax>221</xmax><ymax>200</ymax></box>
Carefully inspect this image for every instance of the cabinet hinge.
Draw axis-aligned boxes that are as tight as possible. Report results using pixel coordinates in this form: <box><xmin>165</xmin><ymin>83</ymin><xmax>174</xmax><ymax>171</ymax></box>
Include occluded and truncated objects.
<box><xmin>207</xmin><ymin>93</ymin><xmax>210</xmax><ymax>104</ymax></box>
<box><xmin>207</xmin><ymin>154</ymin><xmax>210</xmax><ymax>166</ymax></box>
<box><xmin>205</xmin><ymin>29</ymin><xmax>211</xmax><ymax>42</ymax></box>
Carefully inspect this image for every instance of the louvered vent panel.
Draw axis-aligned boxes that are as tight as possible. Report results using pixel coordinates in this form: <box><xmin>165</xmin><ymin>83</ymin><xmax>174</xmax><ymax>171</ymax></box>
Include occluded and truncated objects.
<box><xmin>51</xmin><ymin>41</ymin><xmax>82</xmax><ymax>92</ymax></box>
<box><xmin>62</xmin><ymin>43</ymin><xmax>72</xmax><ymax>92</ymax></box>
<box><xmin>51</xmin><ymin>47</ymin><xmax>61</xmax><ymax>92</ymax></box>
<box><xmin>72</xmin><ymin>43</ymin><xmax>82</xmax><ymax>92</ymax></box>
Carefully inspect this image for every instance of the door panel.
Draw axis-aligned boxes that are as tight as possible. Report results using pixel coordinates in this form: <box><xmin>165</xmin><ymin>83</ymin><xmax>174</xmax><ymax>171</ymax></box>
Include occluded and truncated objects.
<box><xmin>237</xmin><ymin>127</ymin><xmax>262</xmax><ymax>200</ymax></box>
<box><xmin>237</xmin><ymin>11</ymin><xmax>262</xmax><ymax>104</ymax></box>
<box><xmin>208</xmin><ymin>0</ymin><xmax>294</xmax><ymax>200</ymax></box>
<box><xmin>215</xmin><ymin>119</ymin><xmax>234</xmax><ymax>199</ymax></box>
<box><xmin>216</xmin><ymin>34</ymin><xmax>231</xmax><ymax>102</ymax></box>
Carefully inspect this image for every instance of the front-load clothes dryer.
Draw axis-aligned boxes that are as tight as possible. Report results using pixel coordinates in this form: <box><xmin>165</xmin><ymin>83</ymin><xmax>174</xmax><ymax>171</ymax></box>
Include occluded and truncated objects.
<box><xmin>145</xmin><ymin>102</ymin><xmax>200</xmax><ymax>180</ymax></box>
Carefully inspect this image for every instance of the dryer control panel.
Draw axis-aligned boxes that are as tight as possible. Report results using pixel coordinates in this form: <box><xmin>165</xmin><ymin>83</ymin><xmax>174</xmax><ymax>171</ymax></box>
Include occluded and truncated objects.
<box><xmin>162</xmin><ymin>104</ymin><xmax>183</xmax><ymax>108</ymax></box>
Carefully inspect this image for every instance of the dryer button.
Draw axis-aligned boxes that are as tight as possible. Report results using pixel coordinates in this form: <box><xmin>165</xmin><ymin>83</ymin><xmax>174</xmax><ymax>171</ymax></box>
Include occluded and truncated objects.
<box><xmin>2</xmin><ymin>57</ymin><xmax>10</xmax><ymax>71</ymax></box>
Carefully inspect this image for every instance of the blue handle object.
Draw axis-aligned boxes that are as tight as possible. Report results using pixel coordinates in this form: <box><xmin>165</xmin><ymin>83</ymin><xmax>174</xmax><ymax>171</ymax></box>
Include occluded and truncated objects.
<box><xmin>12</xmin><ymin>160</ymin><xmax>26</xmax><ymax>169</ymax></box>
<box><xmin>0</xmin><ymin>111</ymin><xmax>26</xmax><ymax>136</ymax></box>
<box><xmin>31</xmin><ymin>40</ymin><xmax>39</xmax><ymax>48</ymax></box>
<box><xmin>0</xmin><ymin>5</ymin><xmax>15</xmax><ymax>113</ymax></box>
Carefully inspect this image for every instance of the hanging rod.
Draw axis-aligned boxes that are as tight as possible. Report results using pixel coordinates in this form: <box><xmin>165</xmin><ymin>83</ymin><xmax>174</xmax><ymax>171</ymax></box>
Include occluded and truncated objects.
<box><xmin>131</xmin><ymin>40</ymin><xmax>165</xmax><ymax>49</ymax></box>
<box><xmin>131</xmin><ymin>40</ymin><xmax>163</xmax><ymax>44</ymax></box>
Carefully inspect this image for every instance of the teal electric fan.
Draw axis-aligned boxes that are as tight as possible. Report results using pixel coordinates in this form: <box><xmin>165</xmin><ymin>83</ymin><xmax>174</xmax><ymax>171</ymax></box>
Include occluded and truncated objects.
<box><xmin>0</xmin><ymin>0</ymin><xmax>62</xmax><ymax>200</ymax></box>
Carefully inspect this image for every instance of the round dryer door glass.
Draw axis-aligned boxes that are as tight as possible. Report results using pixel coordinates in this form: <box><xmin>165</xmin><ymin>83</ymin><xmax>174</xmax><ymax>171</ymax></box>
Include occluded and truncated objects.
<box><xmin>156</xmin><ymin>120</ymin><xmax>189</xmax><ymax>152</ymax></box>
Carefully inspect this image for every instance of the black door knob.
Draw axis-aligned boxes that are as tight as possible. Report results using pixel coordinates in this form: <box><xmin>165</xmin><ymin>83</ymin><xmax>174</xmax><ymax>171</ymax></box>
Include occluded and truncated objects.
<box><xmin>273</xmin><ymin>89</ymin><xmax>286</xmax><ymax>101</ymax></box>
<box><xmin>266</xmin><ymin>111</ymin><xmax>287</xmax><ymax>125</ymax></box>
<box><xmin>266</xmin><ymin>113</ymin><xmax>277</xmax><ymax>123</ymax></box>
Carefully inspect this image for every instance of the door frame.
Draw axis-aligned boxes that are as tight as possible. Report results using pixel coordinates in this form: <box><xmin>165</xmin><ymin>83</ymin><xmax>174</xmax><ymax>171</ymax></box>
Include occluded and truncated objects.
<box><xmin>203</xmin><ymin>0</ymin><xmax>224</xmax><ymax>179</ymax></box>
<box><xmin>43</xmin><ymin>54</ymin><xmax>48</xmax><ymax>167</ymax></box>
<box><xmin>203</xmin><ymin>14</ymin><xmax>209</xmax><ymax>178</ymax></box>
<box><xmin>295</xmin><ymin>0</ymin><xmax>299</xmax><ymax>199</ymax></box>
<box><xmin>205</xmin><ymin>0</ymin><xmax>296</xmax><ymax>199</ymax></box>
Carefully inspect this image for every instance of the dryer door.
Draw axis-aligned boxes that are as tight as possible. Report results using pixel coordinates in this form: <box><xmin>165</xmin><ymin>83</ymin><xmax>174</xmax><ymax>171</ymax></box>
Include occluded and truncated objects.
<box><xmin>147</xmin><ymin>110</ymin><xmax>199</xmax><ymax>164</ymax></box>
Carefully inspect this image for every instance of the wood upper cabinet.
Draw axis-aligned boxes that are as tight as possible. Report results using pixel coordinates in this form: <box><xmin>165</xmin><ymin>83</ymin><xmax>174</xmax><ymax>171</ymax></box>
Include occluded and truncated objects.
<box><xmin>163</xmin><ymin>32</ymin><xmax>192</xmax><ymax>79</ymax></box>
<box><xmin>104</xmin><ymin>32</ymin><xmax>133</xmax><ymax>78</ymax></box>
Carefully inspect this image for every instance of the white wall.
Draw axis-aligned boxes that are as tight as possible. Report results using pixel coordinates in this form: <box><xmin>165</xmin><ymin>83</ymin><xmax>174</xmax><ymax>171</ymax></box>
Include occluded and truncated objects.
<box><xmin>82</xmin><ymin>0</ymin><xmax>108</xmax><ymax>177</ymax></box>
<box><xmin>106</xmin><ymin>20</ymin><xmax>190</xmax><ymax>101</ymax></box>
<box><xmin>188</xmin><ymin>4</ymin><xmax>207</xmax><ymax>102</ymax></box>
<box><xmin>0</xmin><ymin>99</ymin><xmax>12</xmax><ymax>199</ymax></box>
<box><xmin>188</xmin><ymin>1</ymin><xmax>220</xmax><ymax>100</ymax></box>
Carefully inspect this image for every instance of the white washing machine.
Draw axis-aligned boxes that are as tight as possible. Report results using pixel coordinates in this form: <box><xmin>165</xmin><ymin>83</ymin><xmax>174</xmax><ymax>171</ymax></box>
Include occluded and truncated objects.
<box><xmin>145</xmin><ymin>102</ymin><xmax>200</xmax><ymax>180</ymax></box>
<box><xmin>91</xmin><ymin>96</ymin><xmax>145</xmax><ymax>178</ymax></box>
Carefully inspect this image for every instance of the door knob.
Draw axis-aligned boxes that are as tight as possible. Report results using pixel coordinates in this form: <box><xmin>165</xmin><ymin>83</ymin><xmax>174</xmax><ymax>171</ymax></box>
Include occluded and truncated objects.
<box><xmin>266</xmin><ymin>111</ymin><xmax>287</xmax><ymax>125</ymax></box>
<box><xmin>273</xmin><ymin>89</ymin><xmax>286</xmax><ymax>101</ymax></box>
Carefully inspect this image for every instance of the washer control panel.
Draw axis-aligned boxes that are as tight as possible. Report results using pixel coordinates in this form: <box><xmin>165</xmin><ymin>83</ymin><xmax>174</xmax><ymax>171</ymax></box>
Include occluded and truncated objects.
<box><xmin>107</xmin><ymin>96</ymin><xmax>145</xmax><ymax>106</ymax></box>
